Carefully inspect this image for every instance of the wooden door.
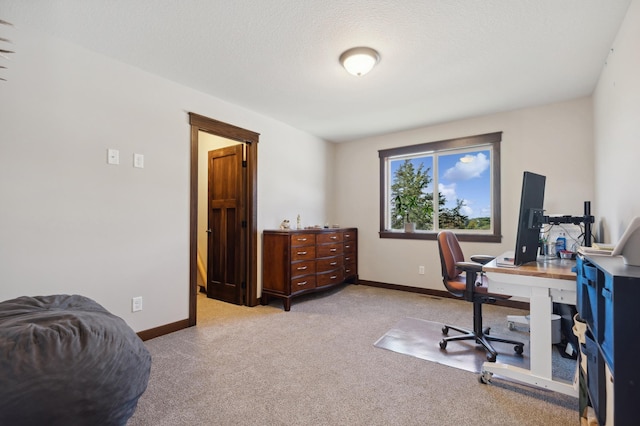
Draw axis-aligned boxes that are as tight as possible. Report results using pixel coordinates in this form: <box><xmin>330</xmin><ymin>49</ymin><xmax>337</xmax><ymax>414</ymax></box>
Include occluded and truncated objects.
<box><xmin>206</xmin><ymin>144</ymin><xmax>245</xmax><ymax>305</ymax></box>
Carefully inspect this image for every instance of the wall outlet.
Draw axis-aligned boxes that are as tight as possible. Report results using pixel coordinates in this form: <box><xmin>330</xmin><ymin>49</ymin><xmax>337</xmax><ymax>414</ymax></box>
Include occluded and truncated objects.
<box><xmin>418</xmin><ymin>266</ymin><xmax>425</xmax><ymax>275</ymax></box>
<box><xmin>132</xmin><ymin>296</ymin><xmax>143</xmax><ymax>312</ymax></box>
<box><xmin>107</xmin><ymin>148</ymin><xmax>120</xmax><ymax>165</ymax></box>
<box><xmin>133</xmin><ymin>153</ymin><xmax>144</xmax><ymax>168</ymax></box>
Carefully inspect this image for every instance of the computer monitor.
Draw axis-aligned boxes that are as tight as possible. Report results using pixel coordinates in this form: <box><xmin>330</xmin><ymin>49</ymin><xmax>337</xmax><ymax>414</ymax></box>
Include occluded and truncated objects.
<box><xmin>514</xmin><ymin>171</ymin><xmax>546</xmax><ymax>265</ymax></box>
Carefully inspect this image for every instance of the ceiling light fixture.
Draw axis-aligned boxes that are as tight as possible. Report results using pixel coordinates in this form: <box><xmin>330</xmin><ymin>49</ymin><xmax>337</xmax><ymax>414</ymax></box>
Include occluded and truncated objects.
<box><xmin>339</xmin><ymin>47</ymin><xmax>380</xmax><ymax>77</ymax></box>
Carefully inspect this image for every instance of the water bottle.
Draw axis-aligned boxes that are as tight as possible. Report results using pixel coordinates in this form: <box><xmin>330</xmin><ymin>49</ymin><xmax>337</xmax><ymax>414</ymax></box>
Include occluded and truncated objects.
<box><xmin>556</xmin><ymin>233</ymin><xmax>566</xmax><ymax>255</ymax></box>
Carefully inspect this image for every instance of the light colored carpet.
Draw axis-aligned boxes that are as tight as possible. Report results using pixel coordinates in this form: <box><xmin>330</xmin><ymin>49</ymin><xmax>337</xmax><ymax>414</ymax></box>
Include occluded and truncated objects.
<box><xmin>128</xmin><ymin>284</ymin><xmax>578</xmax><ymax>426</ymax></box>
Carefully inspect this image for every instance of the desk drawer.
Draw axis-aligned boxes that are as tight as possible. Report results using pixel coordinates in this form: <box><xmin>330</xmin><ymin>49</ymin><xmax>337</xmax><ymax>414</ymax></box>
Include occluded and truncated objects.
<box><xmin>577</xmin><ymin>257</ymin><xmax>600</xmax><ymax>339</ymax></box>
<box><xmin>583</xmin><ymin>330</ymin><xmax>607</xmax><ymax>424</ymax></box>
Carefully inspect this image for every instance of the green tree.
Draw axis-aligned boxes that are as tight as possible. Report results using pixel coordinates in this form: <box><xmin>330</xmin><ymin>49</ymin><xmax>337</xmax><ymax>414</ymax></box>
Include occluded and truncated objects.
<box><xmin>390</xmin><ymin>160</ymin><xmax>435</xmax><ymax>230</ymax></box>
<box><xmin>391</xmin><ymin>159</ymin><xmax>480</xmax><ymax>231</ymax></box>
<box><xmin>440</xmin><ymin>198</ymin><xmax>469</xmax><ymax>229</ymax></box>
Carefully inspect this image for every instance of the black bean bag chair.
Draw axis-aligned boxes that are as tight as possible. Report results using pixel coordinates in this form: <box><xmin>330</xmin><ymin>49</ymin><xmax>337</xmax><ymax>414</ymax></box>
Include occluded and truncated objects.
<box><xmin>0</xmin><ymin>294</ymin><xmax>151</xmax><ymax>426</ymax></box>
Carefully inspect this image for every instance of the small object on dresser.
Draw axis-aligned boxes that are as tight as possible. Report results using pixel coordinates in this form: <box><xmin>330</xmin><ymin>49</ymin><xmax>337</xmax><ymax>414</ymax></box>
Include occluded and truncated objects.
<box><xmin>279</xmin><ymin>219</ymin><xmax>290</xmax><ymax>230</ymax></box>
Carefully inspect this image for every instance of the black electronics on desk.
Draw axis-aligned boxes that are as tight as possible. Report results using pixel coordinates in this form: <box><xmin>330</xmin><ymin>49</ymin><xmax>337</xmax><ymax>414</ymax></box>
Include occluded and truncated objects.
<box><xmin>513</xmin><ymin>171</ymin><xmax>595</xmax><ymax>266</ymax></box>
<box><xmin>514</xmin><ymin>171</ymin><xmax>546</xmax><ymax>266</ymax></box>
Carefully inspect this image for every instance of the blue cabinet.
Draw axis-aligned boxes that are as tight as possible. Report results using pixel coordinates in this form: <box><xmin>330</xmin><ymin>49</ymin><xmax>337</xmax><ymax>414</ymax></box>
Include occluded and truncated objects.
<box><xmin>576</xmin><ymin>254</ymin><xmax>640</xmax><ymax>425</ymax></box>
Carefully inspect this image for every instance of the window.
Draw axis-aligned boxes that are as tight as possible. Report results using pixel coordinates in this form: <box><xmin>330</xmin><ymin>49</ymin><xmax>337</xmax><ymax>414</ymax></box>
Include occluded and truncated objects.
<box><xmin>379</xmin><ymin>132</ymin><xmax>501</xmax><ymax>242</ymax></box>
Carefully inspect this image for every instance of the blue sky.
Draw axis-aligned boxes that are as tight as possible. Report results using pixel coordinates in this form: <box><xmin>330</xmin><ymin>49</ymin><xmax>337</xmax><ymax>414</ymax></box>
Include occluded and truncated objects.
<box><xmin>390</xmin><ymin>149</ymin><xmax>491</xmax><ymax>218</ymax></box>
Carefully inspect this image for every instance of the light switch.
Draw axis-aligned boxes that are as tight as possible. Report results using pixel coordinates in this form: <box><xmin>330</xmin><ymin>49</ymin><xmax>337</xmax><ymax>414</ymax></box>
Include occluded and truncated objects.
<box><xmin>107</xmin><ymin>149</ymin><xmax>120</xmax><ymax>165</ymax></box>
<box><xmin>133</xmin><ymin>153</ymin><xmax>144</xmax><ymax>168</ymax></box>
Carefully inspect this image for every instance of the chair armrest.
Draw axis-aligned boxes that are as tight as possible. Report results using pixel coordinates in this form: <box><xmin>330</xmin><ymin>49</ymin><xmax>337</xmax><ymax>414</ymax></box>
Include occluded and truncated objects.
<box><xmin>455</xmin><ymin>261</ymin><xmax>483</xmax><ymax>274</ymax></box>
<box><xmin>469</xmin><ymin>255</ymin><xmax>495</xmax><ymax>265</ymax></box>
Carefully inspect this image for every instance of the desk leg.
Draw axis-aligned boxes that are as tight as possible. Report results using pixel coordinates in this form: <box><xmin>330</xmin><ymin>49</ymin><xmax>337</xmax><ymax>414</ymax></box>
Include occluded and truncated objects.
<box><xmin>480</xmin><ymin>287</ymin><xmax>578</xmax><ymax>397</ymax></box>
<box><xmin>529</xmin><ymin>286</ymin><xmax>553</xmax><ymax>378</ymax></box>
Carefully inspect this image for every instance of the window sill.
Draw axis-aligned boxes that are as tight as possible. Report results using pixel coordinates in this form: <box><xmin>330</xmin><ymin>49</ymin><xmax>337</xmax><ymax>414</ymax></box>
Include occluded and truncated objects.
<box><xmin>379</xmin><ymin>230</ymin><xmax>501</xmax><ymax>243</ymax></box>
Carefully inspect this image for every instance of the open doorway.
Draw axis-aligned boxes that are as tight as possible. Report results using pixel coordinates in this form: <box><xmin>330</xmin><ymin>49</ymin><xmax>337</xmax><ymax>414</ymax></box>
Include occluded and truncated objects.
<box><xmin>188</xmin><ymin>113</ymin><xmax>259</xmax><ymax>326</ymax></box>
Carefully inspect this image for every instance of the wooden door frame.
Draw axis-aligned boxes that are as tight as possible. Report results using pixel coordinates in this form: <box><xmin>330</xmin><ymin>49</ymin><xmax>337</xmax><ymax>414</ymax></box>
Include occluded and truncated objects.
<box><xmin>188</xmin><ymin>112</ymin><xmax>259</xmax><ymax>326</ymax></box>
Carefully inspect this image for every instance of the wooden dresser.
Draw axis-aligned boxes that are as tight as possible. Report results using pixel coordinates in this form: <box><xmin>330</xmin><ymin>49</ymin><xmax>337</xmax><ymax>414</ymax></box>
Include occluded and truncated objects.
<box><xmin>262</xmin><ymin>228</ymin><xmax>358</xmax><ymax>311</ymax></box>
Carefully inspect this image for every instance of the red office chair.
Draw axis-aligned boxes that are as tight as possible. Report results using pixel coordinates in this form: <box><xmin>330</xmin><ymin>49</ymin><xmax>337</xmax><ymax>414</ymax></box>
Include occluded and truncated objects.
<box><xmin>437</xmin><ymin>231</ymin><xmax>524</xmax><ymax>362</ymax></box>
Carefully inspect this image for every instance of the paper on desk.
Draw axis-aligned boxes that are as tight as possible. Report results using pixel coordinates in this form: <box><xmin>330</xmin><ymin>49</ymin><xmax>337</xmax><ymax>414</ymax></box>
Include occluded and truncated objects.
<box><xmin>578</xmin><ymin>245</ymin><xmax>614</xmax><ymax>256</ymax></box>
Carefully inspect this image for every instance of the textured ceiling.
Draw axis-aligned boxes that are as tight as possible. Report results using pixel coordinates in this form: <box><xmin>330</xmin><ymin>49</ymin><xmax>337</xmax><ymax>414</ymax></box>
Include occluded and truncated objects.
<box><xmin>2</xmin><ymin>0</ymin><xmax>632</xmax><ymax>142</ymax></box>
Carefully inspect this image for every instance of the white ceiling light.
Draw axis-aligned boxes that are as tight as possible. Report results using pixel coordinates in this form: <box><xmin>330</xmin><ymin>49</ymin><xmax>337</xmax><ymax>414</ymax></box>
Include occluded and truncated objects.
<box><xmin>339</xmin><ymin>47</ymin><xmax>380</xmax><ymax>77</ymax></box>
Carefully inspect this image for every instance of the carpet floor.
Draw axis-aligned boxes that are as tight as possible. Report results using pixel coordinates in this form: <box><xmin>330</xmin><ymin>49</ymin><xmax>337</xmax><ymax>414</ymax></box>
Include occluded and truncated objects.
<box><xmin>128</xmin><ymin>284</ymin><xmax>578</xmax><ymax>426</ymax></box>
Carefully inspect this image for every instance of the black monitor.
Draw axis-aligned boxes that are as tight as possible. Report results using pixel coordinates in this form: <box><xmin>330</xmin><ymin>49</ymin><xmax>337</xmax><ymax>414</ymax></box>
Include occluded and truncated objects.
<box><xmin>514</xmin><ymin>171</ymin><xmax>546</xmax><ymax>265</ymax></box>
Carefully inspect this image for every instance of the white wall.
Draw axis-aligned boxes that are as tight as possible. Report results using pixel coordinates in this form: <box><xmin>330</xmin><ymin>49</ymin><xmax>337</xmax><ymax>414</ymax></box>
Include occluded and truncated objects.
<box><xmin>334</xmin><ymin>98</ymin><xmax>594</xmax><ymax>290</ymax></box>
<box><xmin>593</xmin><ymin>0</ymin><xmax>640</xmax><ymax>243</ymax></box>
<box><xmin>4</xmin><ymin>1</ymin><xmax>636</xmax><ymax>331</ymax></box>
<box><xmin>0</xmin><ymin>25</ymin><xmax>334</xmax><ymax>331</ymax></box>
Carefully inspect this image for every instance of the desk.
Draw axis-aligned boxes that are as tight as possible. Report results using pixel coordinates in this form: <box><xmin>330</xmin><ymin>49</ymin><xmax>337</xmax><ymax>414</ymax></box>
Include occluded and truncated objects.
<box><xmin>481</xmin><ymin>254</ymin><xmax>578</xmax><ymax>396</ymax></box>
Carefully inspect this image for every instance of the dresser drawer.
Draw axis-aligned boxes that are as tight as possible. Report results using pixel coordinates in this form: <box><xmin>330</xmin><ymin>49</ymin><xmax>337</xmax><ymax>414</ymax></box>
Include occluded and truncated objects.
<box><xmin>317</xmin><ymin>232</ymin><xmax>343</xmax><ymax>244</ymax></box>
<box><xmin>291</xmin><ymin>245</ymin><xmax>316</xmax><ymax>261</ymax></box>
<box><xmin>344</xmin><ymin>241</ymin><xmax>356</xmax><ymax>254</ymax></box>
<box><xmin>291</xmin><ymin>260</ymin><xmax>316</xmax><ymax>278</ymax></box>
<box><xmin>344</xmin><ymin>252</ymin><xmax>356</xmax><ymax>264</ymax></box>
<box><xmin>343</xmin><ymin>230</ymin><xmax>356</xmax><ymax>242</ymax></box>
<box><xmin>290</xmin><ymin>233</ymin><xmax>315</xmax><ymax>247</ymax></box>
<box><xmin>344</xmin><ymin>259</ymin><xmax>357</xmax><ymax>277</ymax></box>
<box><xmin>291</xmin><ymin>275</ymin><xmax>316</xmax><ymax>292</ymax></box>
<box><xmin>317</xmin><ymin>243</ymin><xmax>343</xmax><ymax>258</ymax></box>
<box><xmin>317</xmin><ymin>256</ymin><xmax>343</xmax><ymax>273</ymax></box>
<box><xmin>317</xmin><ymin>270</ymin><xmax>345</xmax><ymax>287</ymax></box>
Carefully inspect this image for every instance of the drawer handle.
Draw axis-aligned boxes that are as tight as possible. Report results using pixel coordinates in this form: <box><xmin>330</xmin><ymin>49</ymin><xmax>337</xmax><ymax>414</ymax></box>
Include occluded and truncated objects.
<box><xmin>297</xmin><ymin>238</ymin><xmax>307</xmax><ymax>242</ymax></box>
<box><xmin>346</xmin><ymin>268</ymin><xmax>351</xmax><ymax>273</ymax></box>
<box><xmin>330</xmin><ymin>236</ymin><xmax>337</xmax><ymax>240</ymax></box>
<box><xmin>345</xmin><ymin>234</ymin><xmax>350</xmax><ymax>238</ymax></box>
<box><xmin>345</xmin><ymin>257</ymin><xmax>351</xmax><ymax>261</ymax></box>
<box><xmin>602</xmin><ymin>288</ymin><xmax>612</xmax><ymax>300</ymax></box>
<box><xmin>297</xmin><ymin>281</ymin><xmax>307</xmax><ymax>286</ymax></box>
<box><xmin>297</xmin><ymin>251</ymin><xmax>307</xmax><ymax>255</ymax></box>
<box><xmin>330</xmin><ymin>275</ymin><xmax>338</xmax><ymax>280</ymax></box>
<box><xmin>330</xmin><ymin>262</ymin><xmax>337</xmax><ymax>266</ymax></box>
<box><xmin>297</xmin><ymin>266</ymin><xmax>308</xmax><ymax>271</ymax></box>
<box><xmin>330</xmin><ymin>248</ymin><xmax>337</xmax><ymax>252</ymax></box>
<box><xmin>345</xmin><ymin>244</ymin><xmax>351</xmax><ymax>249</ymax></box>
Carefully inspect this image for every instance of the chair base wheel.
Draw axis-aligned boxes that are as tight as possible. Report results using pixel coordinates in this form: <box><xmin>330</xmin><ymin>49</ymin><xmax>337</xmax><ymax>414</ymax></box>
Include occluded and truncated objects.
<box><xmin>439</xmin><ymin>339</ymin><xmax>447</xmax><ymax>350</ymax></box>
<box><xmin>514</xmin><ymin>344</ymin><xmax>524</xmax><ymax>355</ymax></box>
<box><xmin>441</xmin><ymin>326</ymin><xmax>449</xmax><ymax>335</ymax></box>
<box><xmin>486</xmin><ymin>352</ymin><xmax>497</xmax><ymax>362</ymax></box>
<box><xmin>479</xmin><ymin>371</ymin><xmax>493</xmax><ymax>384</ymax></box>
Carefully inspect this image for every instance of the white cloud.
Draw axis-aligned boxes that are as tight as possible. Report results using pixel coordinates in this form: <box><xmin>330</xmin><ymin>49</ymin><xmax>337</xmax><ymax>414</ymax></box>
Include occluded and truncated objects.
<box><xmin>443</xmin><ymin>153</ymin><xmax>489</xmax><ymax>181</ymax></box>
<box><xmin>438</xmin><ymin>182</ymin><xmax>457</xmax><ymax>201</ymax></box>
<box><xmin>461</xmin><ymin>199</ymin><xmax>473</xmax><ymax>217</ymax></box>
